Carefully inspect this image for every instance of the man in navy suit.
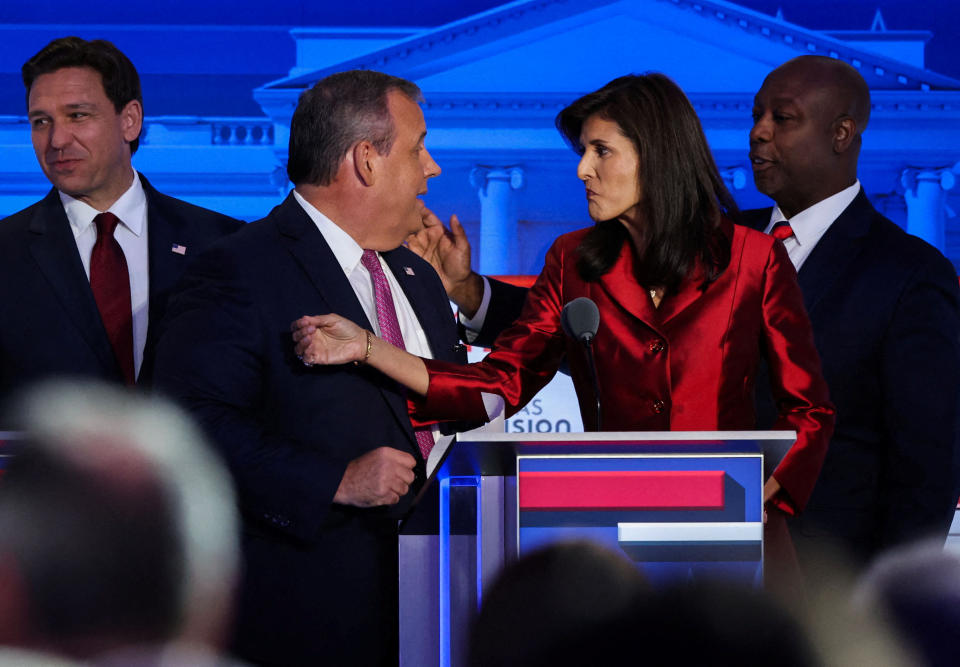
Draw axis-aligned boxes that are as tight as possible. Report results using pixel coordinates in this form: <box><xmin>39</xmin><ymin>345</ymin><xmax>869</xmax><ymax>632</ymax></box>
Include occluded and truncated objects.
<box><xmin>413</xmin><ymin>56</ymin><xmax>960</xmax><ymax>573</ymax></box>
<box><xmin>746</xmin><ymin>56</ymin><xmax>960</xmax><ymax>571</ymax></box>
<box><xmin>0</xmin><ymin>37</ymin><xmax>241</xmax><ymax>409</ymax></box>
<box><xmin>155</xmin><ymin>70</ymin><xmax>465</xmax><ymax>665</ymax></box>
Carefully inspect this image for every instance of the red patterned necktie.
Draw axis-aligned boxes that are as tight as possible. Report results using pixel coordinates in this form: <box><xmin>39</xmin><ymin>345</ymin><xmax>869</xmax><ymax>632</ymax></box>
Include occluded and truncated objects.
<box><xmin>91</xmin><ymin>212</ymin><xmax>135</xmax><ymax>385</ymax></box>
<box><xmin>360</xmin><ymin>250</ymin><xmax>435</xmax><ymax>459</ymax></box>
<box><xmin>770</xmin><ymin>221</ymin><xmax>794</xmax><ymax>241</ymax></box>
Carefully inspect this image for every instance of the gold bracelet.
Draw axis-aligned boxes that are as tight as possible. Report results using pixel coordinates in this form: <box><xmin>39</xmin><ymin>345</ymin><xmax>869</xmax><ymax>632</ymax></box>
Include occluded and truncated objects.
<box><xmin>354</xmin><ymin>329</ymin><xmax>373</xmax><ymax>366</ymax></box>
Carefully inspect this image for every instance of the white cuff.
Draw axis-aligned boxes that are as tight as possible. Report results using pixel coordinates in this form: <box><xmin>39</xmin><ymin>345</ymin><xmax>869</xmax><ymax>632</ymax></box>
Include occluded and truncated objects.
<box><xmin>457</xmin><ymin>275</ymin><xmax>491</xmax><ymax>343</ymax></box>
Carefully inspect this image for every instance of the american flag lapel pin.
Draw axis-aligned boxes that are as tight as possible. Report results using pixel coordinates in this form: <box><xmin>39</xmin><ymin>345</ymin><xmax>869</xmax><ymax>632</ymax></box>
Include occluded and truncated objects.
<box><xmin>404</xmin><ymin>266</ymin><xmax>415</xmax><ymax>276</ymax></box>
<box><xmin>171</xmin><ymin>243</ymin><xmax>187</xmax><ymax>255</ymax></box>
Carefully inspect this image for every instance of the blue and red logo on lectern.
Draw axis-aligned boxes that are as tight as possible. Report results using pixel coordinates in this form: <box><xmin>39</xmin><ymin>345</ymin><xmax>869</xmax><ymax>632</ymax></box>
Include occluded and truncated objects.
<box><xmin>517</xmin><ymin>453</ymin><xmax>764</xmax><ymax>585</ymax></box>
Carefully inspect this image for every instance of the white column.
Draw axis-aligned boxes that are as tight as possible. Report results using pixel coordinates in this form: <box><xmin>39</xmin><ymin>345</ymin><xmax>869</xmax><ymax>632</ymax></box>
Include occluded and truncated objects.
<box><xmin>901</xmin><ymin>168</ymin><xmax>955</xmax><ymax>251</ymax></box>
<box><xmin>470</xmin><ymin>166</ymin><xmax>524</xmax><ymax>275</ymax></box>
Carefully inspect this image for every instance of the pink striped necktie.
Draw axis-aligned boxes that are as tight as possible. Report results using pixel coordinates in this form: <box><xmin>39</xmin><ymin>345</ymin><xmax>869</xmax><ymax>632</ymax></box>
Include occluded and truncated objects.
<box><xmin>360</xmin><ymin>250</ymin><xmax>435</xmax><ymax>459</ymax></box>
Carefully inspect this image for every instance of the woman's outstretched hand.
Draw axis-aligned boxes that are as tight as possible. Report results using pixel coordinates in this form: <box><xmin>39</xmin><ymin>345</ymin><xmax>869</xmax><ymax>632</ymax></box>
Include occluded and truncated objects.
<box><xmin>292</xmin><ymin>314</ymin><xmax>431</xmax><ymax>395</ymax></box>
<box><xmin>292</xmin><ymin>314</ymin><xmax>366</xmax><ymax>366</ymax></box>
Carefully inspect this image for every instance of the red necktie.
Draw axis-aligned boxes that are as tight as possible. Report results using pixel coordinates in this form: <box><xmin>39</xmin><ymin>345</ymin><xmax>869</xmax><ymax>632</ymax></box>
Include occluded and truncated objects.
<box><xmin>360</xmin><ymin>250</ymin><xmax>435</xmax><ymax>459</ymax></box>
<box><xmin>91</xmin><ymin>212</ymin><xmax>135</xmax><ymax>385</ymax></box>
<box><xmin>770</xmin><ymin>221</ymin><xmax>794</xmax><ymax>241</ymax></box>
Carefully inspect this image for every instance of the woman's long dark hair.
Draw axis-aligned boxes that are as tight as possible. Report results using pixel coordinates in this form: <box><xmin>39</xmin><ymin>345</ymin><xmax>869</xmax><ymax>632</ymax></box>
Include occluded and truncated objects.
<box><xmin>556</xmin><ymin>73</ymin><xmax>739</xmax><ymax>291</ymax></box>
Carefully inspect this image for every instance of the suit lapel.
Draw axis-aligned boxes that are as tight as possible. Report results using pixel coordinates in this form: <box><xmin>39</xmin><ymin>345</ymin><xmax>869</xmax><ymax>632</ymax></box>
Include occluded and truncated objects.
<box><xmin>277</xmin><ymin>196</ymin><xmax>373</xmax><ymax>331</ymax></box>
<box><xmin>26</xmin><ymin>189</ymin><xmax>119</xmax><ymax>377</ymax></box>
<box><xmin>383</xmin><ymin>250</ymin><xmax>455</xmax><ymax>363</ymax></box>
<box><xmin>598</xmin><ymin>240</ymin><xmax>663</xmax><ymax>332</ymax></box>
<box><xmin>597</xmin><ymin>228</ymin><xmax>719</xmax><ymax>329</ymax></box>
<box><xmin>657</xmin><ymin>264</ymin><xmax>706</xmax><ymax>325</ymax></box>
<box><xmin>795</xmin><ymin>191</ymin><xmax>872</xmax><ymax>314</ymax></box>
<box><xmin>142</xmin><ymin>176</ymin><xmax>191</xmax><ymax>358</ymax></box>
<box><xmin>657</xmin><ymin>218</ymin><xmax>736</xmax><ymax>324</ymax></box>
<box><xmin>278</xmin><ymin>196</ymin><xmax>419</xmax><ymax>447</ymax></box>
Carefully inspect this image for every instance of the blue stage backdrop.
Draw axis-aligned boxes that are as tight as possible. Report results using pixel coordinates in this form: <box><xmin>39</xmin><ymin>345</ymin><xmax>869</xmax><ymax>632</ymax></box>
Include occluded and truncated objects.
<box><xmin>2</xmin><ymin>0</ymin><xmax>959</xmax><ymax>273</ymax></box>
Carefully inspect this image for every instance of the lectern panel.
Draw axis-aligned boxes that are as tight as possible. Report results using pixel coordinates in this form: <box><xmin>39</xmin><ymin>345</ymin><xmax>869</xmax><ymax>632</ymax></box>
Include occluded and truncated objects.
<box><xmin>517</xmin><ymin>454</ymin><xmax>763</xmax><ymax>585</ymax></box>
<box><xmin>400</xmin><ymin>431</ymin><xmax>793</xmax><ymax>667</ymax></box>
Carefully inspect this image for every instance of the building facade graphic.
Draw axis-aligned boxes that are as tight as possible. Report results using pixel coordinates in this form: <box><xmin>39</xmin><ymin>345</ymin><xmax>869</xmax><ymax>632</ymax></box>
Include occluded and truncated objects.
<box><xmin>2</xmin><ymin>0</ymin><xmax>959</xmax><ymax>274</ymax></box>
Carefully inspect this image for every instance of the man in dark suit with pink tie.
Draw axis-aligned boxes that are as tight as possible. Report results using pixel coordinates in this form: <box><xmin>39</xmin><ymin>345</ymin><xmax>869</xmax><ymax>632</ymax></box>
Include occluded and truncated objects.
<box><xmin>155</xmin><ymin>70</ymin><xmax>467</xmax><ymax>665</ymax></box>
<box><xmin>0</xmin><ymin>37</ymin><xmax>241</xmax><ymax>409</ymax></box>
<box><xmin>413</xmin><ymin>56</ymin><xmax>960</xmax><ymax>574</ymax></box>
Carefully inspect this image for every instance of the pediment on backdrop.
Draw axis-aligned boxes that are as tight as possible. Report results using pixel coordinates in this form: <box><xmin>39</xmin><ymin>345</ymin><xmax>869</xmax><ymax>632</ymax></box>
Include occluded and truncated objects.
<box><xmin>257</xmin><ymin>0</ymin><xmax>960</xmax><ymax>102</ymax></box>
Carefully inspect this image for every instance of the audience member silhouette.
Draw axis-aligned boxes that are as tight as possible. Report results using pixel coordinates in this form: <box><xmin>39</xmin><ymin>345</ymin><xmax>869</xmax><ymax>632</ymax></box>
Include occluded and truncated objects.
<box><xmin>469</xmin><ymin>541</ymin><xmax>822</xmax><ymax>667</ymax></box>
<box><xmin>0</xmin><ymin>382</ymin><xmax>240</xmax><ymax>664</ymax></box>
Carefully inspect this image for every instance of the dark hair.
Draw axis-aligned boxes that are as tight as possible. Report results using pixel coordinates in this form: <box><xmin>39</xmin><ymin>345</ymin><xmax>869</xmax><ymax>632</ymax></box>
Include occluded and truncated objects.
<box><xmin>542</xmin><ymin>580</ymin><xmax>821</xmax><ymax>667</ymax></box>
<box><xmin>469</xmin><ymin>541</ymin><xmax>648</xmax><ymax>667</ymax></box>
<box><xmin>287</xmin><ymin>69</ymin><xmax>422</xmax><ymax>186</ymax></box>
<box><xmin>556</xmin><ymin>73</ymin><xmax>738</xmax><ymax>291</ymax></box>
<box><xmin>22</xmin><ymin>36</ymin><xmax>144</xmax><ymax>153</ymax></box>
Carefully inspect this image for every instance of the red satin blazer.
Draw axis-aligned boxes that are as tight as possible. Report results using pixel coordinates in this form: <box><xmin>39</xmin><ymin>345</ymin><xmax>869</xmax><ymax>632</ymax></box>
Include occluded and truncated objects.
<box><xmin>416</xmin><ymin>222</ymin><xmax>834</xmax><ymax>513</ymax></box>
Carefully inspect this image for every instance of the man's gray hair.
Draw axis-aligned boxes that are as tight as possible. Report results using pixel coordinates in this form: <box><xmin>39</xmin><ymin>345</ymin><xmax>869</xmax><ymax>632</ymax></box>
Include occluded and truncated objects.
<box><xmin>286</xmin><ymin>69</ymin><xmax>422</xmax><ymax>186</ymax></box>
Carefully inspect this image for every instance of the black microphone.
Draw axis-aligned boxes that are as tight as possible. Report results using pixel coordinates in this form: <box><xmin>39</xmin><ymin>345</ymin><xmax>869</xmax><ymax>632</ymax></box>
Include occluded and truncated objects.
<box><xmin>561</xmin><ymin>297</ymin><xmax>599</xmax><ymax>344</ymax></box>
<box><xmin>561</xmin><ymin>297</ymin><xmax>602</xmax><ymax>430</ymax></box>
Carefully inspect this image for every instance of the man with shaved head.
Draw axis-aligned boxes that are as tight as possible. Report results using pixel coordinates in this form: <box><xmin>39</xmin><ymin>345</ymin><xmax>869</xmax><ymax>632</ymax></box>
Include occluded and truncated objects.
<box><xmin>747</xmin><ymin>55</ymin><xmax>960</xmax><ymax>573</ymax></box>
<box><xmin>750</xmin><ymin>56</ymin><xmax>871</xmax><ymax>220</ymax></box>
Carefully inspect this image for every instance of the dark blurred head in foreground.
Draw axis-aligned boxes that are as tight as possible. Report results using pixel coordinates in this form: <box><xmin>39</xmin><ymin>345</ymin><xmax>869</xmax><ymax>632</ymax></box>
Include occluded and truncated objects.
<box><xmin>0</xmin><ymin>382</ymin><xmax>238</xmax><ymax>660</ymax></box>
<box><xmin>470</xmin><ymin>540</ymin><xmax>822</xmax><ymax>667</ymax></box>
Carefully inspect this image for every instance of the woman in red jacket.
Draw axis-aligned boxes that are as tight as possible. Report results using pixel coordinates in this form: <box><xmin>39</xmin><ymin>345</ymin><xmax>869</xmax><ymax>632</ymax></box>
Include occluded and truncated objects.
<box><xmin>293</xmin><ymin>73</ymin><xmax>834</xmax><ymax>518</ymax></box>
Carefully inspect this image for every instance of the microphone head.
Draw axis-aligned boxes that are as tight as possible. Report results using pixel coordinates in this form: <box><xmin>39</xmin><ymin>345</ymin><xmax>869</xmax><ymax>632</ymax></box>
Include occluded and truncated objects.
<box><xmin>561</xmin><ymin>297</ymin><xmax>600</xmax><ymax>344</ymax></box>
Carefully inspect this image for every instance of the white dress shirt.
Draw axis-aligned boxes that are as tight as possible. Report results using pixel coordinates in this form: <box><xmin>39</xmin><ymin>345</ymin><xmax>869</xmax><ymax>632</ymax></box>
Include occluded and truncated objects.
<box><xmin>763</xmin><ymin>180</ymin><xmax>861</xmax><ymax>271</ymax></box>
<box><xmin>458</xmin><ymin>275</ymin><xmax>493</xmax><ymax>343</ymax></box>
<box><xmin>293</xmin><ymin>190</ymin><xmax>435</xmax><ymax>360</ymax></box>
<box><xmin>294</xmin><ymin>190</ymin><xmax>443</xmax><ymax>449</ymax></box>
<box><xmin>61</xmin><ymin>169</ymin><xmax>149</xmax><ymax>377</ymax></box>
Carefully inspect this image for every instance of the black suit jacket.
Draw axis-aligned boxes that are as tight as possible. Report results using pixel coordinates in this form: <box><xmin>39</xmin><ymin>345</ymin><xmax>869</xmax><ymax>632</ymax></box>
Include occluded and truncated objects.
<box><xmin>469</xmin><ymin>276</ymin><xmax>529</xmax><ymax>347</ymax></box>
<box><xmin>0</xmin><ymin>175</ymin><xmax>241</xmax><ymax>411</ymax></box>
<box><xmin>153</xmin><ymin>193</ymin><xmax>467</xmax><ymax>666</ymax></box>
<box><xmin>745</xmin><ymin>191</ymin><xmax>960</xmax><ymax>564</ymax></box>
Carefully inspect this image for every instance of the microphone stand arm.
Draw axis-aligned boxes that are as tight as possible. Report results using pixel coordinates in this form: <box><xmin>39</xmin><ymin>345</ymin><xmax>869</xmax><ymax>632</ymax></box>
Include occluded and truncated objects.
<box><xmin>582</xmin><ymin>335</ymin><xmax>601</xmax><ymax>431</ymax></box>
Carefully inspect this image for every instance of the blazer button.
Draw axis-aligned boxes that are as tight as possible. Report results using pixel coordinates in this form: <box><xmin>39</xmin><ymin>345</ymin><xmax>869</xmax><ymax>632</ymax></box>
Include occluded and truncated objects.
<box><xmin>652</xmin><ymin>399</ymin><xmax>666</xmax><ymax>414</ymax></box>
<box><xmin>649</xmin><ymin>339</ymin><xmax>665</xmax><ymax>354</ymax></box>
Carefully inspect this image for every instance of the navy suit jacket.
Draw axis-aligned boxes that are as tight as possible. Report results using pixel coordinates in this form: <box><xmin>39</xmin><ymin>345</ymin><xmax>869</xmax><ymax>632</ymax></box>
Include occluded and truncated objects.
<box><xmin>745</xmin><ymin>191</ymin><xmax>960</xmax><ymax>564</ymax></box>
<box><xmin>153</xmin><ymin>193</ymin><xmax>467</xmax><ymax>666</ymax></box>
<box><xmin>0</xmin><ymin>175</ymin><xmax>241</xmax><ymax>411</ymax></box>
<box><xmin>470</xmin><ymin>276</ymin><xmax>529</xmax><ymax>347</ymax></box>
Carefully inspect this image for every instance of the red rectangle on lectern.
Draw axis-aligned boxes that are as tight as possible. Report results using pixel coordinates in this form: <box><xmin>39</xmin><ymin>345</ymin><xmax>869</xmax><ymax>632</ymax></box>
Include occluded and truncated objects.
<box><xmin>518</xmin><ymin>470</ymin><xmax>725</xmax><ymax>511</ymax></box>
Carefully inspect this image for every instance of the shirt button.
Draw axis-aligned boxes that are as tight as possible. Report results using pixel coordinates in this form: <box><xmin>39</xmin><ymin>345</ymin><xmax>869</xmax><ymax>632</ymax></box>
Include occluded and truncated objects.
<box><xmin>649</xmin><ymin>339</ymin><xmax>665</xmax><ymax>354</ymax></box>
<box><xmin>652</xmin><ymin>399</ymin><xmax>665</xmax><ymax>414</ymax></box>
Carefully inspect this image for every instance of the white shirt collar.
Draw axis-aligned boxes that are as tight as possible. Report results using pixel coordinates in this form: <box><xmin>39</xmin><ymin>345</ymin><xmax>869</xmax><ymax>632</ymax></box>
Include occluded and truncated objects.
<box><xmin>61</xmin><ymin>169</ymin><xmax>147</xmax><ymax>238</ymax></box>
<box><xmin>766</xmin><ymin>180</ymin><xmax>861</xmax><ymax>247</ymax></box>
<box><xmin>292</xmin><ymin>189</ymin><xmax>366</xmax><ymax>275</ymax></box>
